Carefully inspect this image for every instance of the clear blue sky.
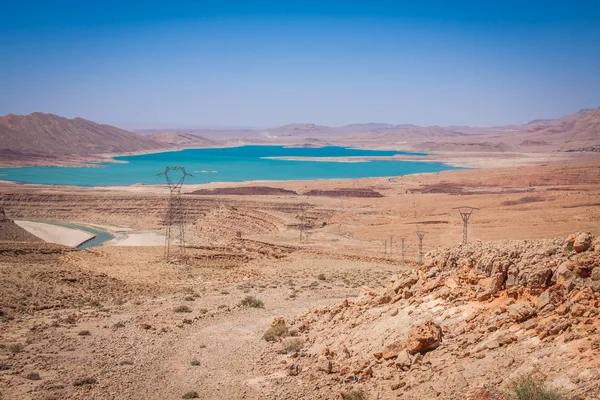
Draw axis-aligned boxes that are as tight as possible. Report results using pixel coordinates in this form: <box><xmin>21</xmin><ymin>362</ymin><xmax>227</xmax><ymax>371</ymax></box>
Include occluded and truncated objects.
<box><xmin>1</xmin><ymin>0</ymin><xmax>599</xmax><ymax>128</ymax></box>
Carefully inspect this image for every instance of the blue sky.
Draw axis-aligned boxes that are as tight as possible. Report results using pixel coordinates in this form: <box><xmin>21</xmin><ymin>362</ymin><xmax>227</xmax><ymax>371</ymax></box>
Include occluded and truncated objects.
<box><xmin>1</xmin><ymin>0</ymin><xmax>599</xmax><ymax>128</ymax></box>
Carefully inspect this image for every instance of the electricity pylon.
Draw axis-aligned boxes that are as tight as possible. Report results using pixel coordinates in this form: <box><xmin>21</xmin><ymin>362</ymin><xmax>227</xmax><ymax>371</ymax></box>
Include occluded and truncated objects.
<box><xmin>416</xmin><ymin>231</ymin><xmax>426</xmax><ymax>265</ymax></box>
<box><xmin>400</xmin><ymin>237</ymin><xmax>406</xmax><ymax>262</ymax></box>
<box><xmin>158</xmin><ymin>167</ymin><xmax>192</xmax><ymax>261</ymax></box>
<box><xmin>453</xmin><ymin>206</ymin><xmax>478</xmax><ymax>244</ymax></box>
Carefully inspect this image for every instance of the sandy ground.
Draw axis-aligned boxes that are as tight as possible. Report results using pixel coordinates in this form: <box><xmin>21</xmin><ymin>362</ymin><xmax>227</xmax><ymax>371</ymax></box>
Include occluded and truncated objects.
<box><xmin>14</xmin><ymin>220</ymin><xmax>94</xmax><ymax>247</ymax></box>
<box><xmin>111</xmin><ymin>231</ymin><xmax>167</xmax><ymax>246</ymax></box>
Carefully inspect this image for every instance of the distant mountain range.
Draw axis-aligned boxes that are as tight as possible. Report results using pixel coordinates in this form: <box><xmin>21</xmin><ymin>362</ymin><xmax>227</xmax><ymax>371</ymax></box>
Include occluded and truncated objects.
<box><xmin>0</xmin><ymin>107</ymin><xmax>598</xmax><ymax>160</ymax></box>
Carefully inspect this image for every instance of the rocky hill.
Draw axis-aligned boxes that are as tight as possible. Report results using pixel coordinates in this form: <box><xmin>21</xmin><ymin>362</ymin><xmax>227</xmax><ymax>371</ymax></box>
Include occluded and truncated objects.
<box><xmin>520</xmin><ymin>107</ymin><xmax>600</xmax><ymax>148</ymax></box>
<box><xmin>259</xmin><ymin>233</ymin><xmax>600</xmax><ymax>399</ymax></box>
<box><xmin>0</xmin><ymin>113</ymin><xmax>166</xmax><ymax>155</ymax></box>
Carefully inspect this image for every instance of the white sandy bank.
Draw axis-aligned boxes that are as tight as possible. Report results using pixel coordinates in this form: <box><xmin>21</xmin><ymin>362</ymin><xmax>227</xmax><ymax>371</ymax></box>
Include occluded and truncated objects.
<box><xmin>15</xmin><ymin>221</ymin><xmax>94</xmax><ymax>247</ymax></box>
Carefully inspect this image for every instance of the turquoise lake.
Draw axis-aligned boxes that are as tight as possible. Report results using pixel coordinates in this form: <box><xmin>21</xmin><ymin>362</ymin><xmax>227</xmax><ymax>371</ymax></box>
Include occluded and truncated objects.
<box><xmin>0</xmin><ymin>146</ymin><xmax>459</xmax><ymax>186</ymax></box>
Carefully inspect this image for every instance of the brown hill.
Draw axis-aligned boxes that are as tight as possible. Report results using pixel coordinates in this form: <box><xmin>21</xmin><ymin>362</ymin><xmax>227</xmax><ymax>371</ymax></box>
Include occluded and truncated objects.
<box><xmin>0</xmin><ymin>112</ymin><xmax>166</xmax><ymax>155</ymax></box>
<box><xmin>0</xmin><ymin>208</ymin><xmax>43</xmax><ymax>243</ymax></box>
<box><xmin>520</xmin><ymin>107</ymin><xmax>600</xmax><ymax>148</ymax></box>
<box><xmin>146</xmin><ymin>131</ymin><xmax>219</xmax><ymax>147</ymax></box>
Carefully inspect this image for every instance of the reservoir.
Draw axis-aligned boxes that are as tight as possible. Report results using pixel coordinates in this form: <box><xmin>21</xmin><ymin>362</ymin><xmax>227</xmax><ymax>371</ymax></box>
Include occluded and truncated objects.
<box><xmin>0</xmin><ymin>146</ymin><xmax>458</xmax><ymax>186</ymax></box>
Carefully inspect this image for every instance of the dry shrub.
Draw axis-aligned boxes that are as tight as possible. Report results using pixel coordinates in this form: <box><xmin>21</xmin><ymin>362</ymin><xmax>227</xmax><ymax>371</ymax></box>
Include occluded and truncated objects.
<box><xmin>24</xmin><ymin>372</ymin><xmax>41</xmax><ymax>380</ymax></box>
<box><xmin>239</xmin><ymin>296</ymin><xmax>264</xmax><ymax>308</ymax></box>
<box><xmin>73</xmin><ymin>377</ymin><xmax>97</xmax><ymax>386</ymax></box>
<box><xmin>8</xmin><ymin>343</ymin><xmax>24</xmax><ymax>354</ymax></box>
<box><xmin>505</xmin><ymin>377</ymin><xmax>565</xmax><ymax>400</ymax></box>
<box><xmin>174</xmin><ymin>306</ymin><xmax>192</xmax><ymax>313</ymax></box>
<box><xmin>344</xmin><ymin>390</ymin><xmax>368</xmax><ymax>400</ymax></box>
<box><xmin>263</xmin><ymin>322</ymin><xmax>288</xmax><ymax>342</ymax></box>
<box><xmin>282</xmin><ymin>338</ymin><xmax>304</xmax><ymax>353</ymax></box>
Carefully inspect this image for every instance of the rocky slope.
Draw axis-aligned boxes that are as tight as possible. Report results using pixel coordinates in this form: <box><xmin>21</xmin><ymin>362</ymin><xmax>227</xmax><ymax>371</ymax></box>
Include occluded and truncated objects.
<box><xmin>0</xmin><ymin>208</ymin><xmax>42</xmax><ymax>243</ymax></box>
<box><xmin>0</xmin><ymin>113</ymin><xmax>166</xmax><ymax>155</ymax></box>
<box><xmin>145</xmin><ymin>131</ymin><xmax>219</xmax><ymax>147</ymax></box>
<box><xmin>259</xmin><ymin>233</ymin><xmax>600</xmax><ymax>399</ymax></box>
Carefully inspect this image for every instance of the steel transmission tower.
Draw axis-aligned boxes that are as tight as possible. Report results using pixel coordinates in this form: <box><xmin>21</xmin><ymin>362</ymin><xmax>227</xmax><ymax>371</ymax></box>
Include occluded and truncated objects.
<box><xmin>416</xmin><ymin>231</ymin><xmax>426</xmax><ymax>264</ymax></box>
<box><xmin>453</xmin><ymin>206</ymin><xmax>478</xmax><ymax>244</ymax></box>
<box><xmin>158</xmin><ymin>167</ymin><xmax>192</xmax><ymax>261</ymax></box>
<box><xmin>400</xmin><ymin>237</ymin><xmax>406</xmax><ymax>262</ymax></box>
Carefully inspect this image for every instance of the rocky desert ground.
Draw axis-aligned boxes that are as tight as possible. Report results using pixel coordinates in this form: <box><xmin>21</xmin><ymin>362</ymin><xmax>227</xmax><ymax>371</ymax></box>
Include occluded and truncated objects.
<box><xmin>1</xmin><ymin>161</ymin><xmax>600</xmax><ymax>400</ymax></box>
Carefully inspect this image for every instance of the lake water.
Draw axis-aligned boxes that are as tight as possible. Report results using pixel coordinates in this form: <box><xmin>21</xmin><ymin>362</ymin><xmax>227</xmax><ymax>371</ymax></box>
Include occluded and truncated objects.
<box><xmin>0</xmin><ymin>146</ymin><xmax>459</xmax><ymax>186</ymax></box>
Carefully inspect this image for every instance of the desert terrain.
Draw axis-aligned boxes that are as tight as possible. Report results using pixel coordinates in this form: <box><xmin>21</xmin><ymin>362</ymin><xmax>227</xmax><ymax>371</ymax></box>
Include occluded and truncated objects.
<box><xmin>1</xmin><ymin>158</ymin><xmax>600</xmax><ymax>399</ymax></box>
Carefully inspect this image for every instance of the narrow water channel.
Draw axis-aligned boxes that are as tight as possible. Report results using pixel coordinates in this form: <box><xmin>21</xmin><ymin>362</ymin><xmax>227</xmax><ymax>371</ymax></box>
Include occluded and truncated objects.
<box><xmin>27</xmin><ymin>220</ymin><xmax>115</xmax><ymax>249</ymax></box>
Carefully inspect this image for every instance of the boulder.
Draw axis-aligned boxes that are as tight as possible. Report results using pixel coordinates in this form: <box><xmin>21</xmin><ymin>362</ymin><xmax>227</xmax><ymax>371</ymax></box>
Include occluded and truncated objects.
<box><xmin>573</xmin><ymin>232</ymin><xmax>593</xmax><ymax>253</ymax></box>
<box><xmin>406</xmin><ymin>320</ymin><xmax>443</xmax><ymax>355</ymax></box>
<box><xmin>316</xmin><ymin>357</ymin><xmax>332</xmax><ymax>374</ymax></box>
<box><xmin>507</xmin><ymin>302</ymin><xmax>536</xmax><ymax>322</ymax></box>
<box><xmin>394</xmin><ymin>350</ymin><xmax>411</xmax><ymax>370</ymax></box>
<box><xmin>393</xmin><ymin>273</ymin><xmax>419</xmax><ymax>293</ymax></box>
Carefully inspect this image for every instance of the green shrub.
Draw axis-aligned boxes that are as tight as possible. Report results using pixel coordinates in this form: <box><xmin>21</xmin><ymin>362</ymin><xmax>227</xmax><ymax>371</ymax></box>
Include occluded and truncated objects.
<box><xmin>317</xmin><ymin>273</ymin><xmax>326</xmax><ymax>281</ymax></box>
<box><xmin>78</xmin><ymin>330</ymin><xmax>91</xmax><ymax>336</ymax></box>
<box><xmin>182</xmin><ymin>391</ymin><xmax>199</xmax><ymax>399</ymax></box>
<box><xmin>505</xmin><ymin>377</ymin><xmax>566</xmax><ymax>400</ymax></box>
<box><xmin>190</xmin><ymin>360</ymin><xmax>201</xmax><ymax>366</ymax></box>
<box><xmin>239</xmin><ymin>296</ymin><xmax>264</xmax><ymax>308</ymax></box>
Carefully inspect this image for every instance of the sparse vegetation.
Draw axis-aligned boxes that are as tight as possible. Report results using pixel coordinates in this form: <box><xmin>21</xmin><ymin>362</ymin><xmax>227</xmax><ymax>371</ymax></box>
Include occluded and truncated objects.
<box><xmin>190</xmin><ymin>360</ymin><xmax>201</xmax><ymax>366</ymax></box>
<box><xmin>502</xmin><ymin>196</ymin><xmax>545</xmax><ymax>207</ymax></box>
<box><xmin>8</xmin><ymin>343</ymin><xmax>24</xmax><ymax>353</ymax></box>
<box><xmin>78</xmin><ymin>330</ymin><xmax>91</xmax><ymax>336</ymax></box>
<box><xmin>73</xmin><ymin>377</ymin><xmax>97</xmax><ymax>386</ymax></box>
<box><xmin>505</xmin><ymin>377</ymin><xmax>566</xmax><ymax>400</ymax></box>
<box><xmin>263</xmin><ymin>322</ymin><xmax>288</xmax><ymax>342</ymax></box>
<box><xmin>174</xmin><ymin>305</ymin><xmax>192</xmax><ymax>313</ymax></box>
<box><xmin>239</xmin><ymin>296</ymin><xmax>264</xmax><ymax>308</ymax></box>
<box><xmin>344</xmin><ymin>390</ymin><xmax>368</xmax><ymax>400</ymax></box>
<box><xmin>182</xmin><ymin>391</ymin><xmax>199</xmax><ymax>399</ymax></box>
<box><xmin>113</xmin><ymin>321</ymin><xmax>126</xmax><ymax>329</ymax></box>
<box><xmin>24</xmin><ymin>372</ymin><xmax>41</xmax><ymax>380</ymax></box>
<box><xmin>282</xmin><ymin>338</ymin><xmax>304</xmax><ymax>353</ymax></box>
